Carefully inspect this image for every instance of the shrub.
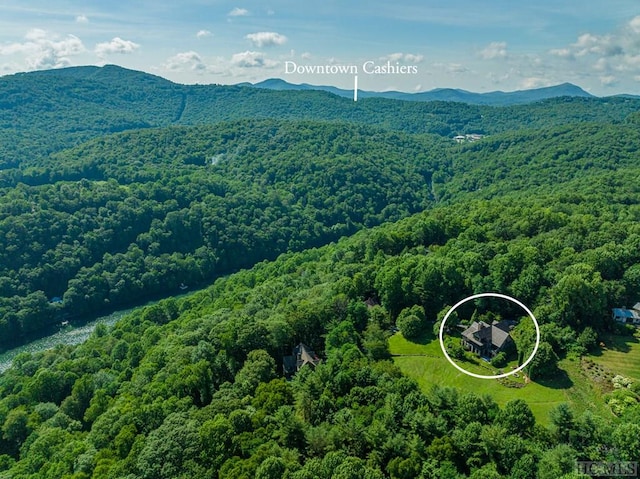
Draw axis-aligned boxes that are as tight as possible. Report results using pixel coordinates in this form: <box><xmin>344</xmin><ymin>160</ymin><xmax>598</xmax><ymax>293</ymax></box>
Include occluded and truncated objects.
<box><xmin>491</xmin><ymin>352</ymin><xmax>507</xmax><ymax>368</ymax></box>
<box><xmin>397</xmin><ymin>314</ymin><xmax>424</xmax><ymax>340</ymax></box>
<box><xmin>446</xmin><ymin>340</ymin><xmax>465</xmax><ymax>360</ymax></box>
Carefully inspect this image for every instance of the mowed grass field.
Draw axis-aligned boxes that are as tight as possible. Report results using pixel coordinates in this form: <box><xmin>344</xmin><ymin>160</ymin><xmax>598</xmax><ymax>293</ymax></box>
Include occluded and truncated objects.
<box><xmin>389</xmin><ymin>329</ymin><xmax>613</xmax><ymax>426</ymax></box>
<box><xmin>589</xmin><ymin>331</ymin><xmax>640</xmax><ymax>381</ymax></box>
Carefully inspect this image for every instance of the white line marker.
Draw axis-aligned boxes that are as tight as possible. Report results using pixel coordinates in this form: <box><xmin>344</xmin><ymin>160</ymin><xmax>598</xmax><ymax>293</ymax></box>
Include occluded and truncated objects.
<box><xmin>354</xmin><ymin>75</ymin><xmax>358</xmax><ymax>101</ymax></box>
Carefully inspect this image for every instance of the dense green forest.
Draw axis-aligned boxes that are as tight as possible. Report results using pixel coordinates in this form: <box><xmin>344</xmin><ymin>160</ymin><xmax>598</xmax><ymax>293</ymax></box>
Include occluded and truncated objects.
<box><xmin>0</xmin><ymin>181</ymin><xmax>639</xmax><ymax>478</ymax></box>
<box><xmin>2</xmin><ymin>65</ymin><xmax>640</xmax><ymax>170</ymax></box>
<box><xmin>0</xmin><ymin>120</ymin><xmax>449</xmax><ymax>347</ymax></box>
<box><xmin>2</xmin><ymin>110</ymin><xmax>639</xmax><ymax>347</ymax></box>
<box><xmin>1</xmin><ymin>66</ymin><xmax>640</xmax><ymax>477</ymax></box>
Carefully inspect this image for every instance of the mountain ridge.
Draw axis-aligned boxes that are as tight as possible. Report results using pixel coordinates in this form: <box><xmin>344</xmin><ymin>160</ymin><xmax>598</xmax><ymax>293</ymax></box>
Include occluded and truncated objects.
<box><xmin>2</xmin><ymin>64</ymin><xmax>640</xmax><ymax>171</ymax></box>
<box><xmin>3</xmin><ymin>64</ymin><xmax>595</xmax><ymax>106</ymax></box>
<box><xmin>0</xmin><ymin>63</ymin><xmax>639</xmax><ymax>478</ymax></box>
<box><xmin>240</xmin><ymin>77</ymin><xmax>594</xmax><ymax>105</ymax></box>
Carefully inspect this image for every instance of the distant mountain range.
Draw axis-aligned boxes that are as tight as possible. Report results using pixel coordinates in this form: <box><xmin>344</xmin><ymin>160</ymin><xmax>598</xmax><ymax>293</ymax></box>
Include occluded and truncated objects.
<box><xmin>238</xmin><ymin>78</ymin><xmax>595</xmax><ymax>106</ymax></box>
<box><xmin>3</xmin><ymin>64</ymin><xmax>640</xmax><ymax>170</ymax></box>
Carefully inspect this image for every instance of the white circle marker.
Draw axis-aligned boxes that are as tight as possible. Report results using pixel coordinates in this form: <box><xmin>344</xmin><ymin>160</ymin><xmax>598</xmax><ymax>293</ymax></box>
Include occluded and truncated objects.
<box><xmin>438</xmin><ymin>292</ymin><xmax>540</xmax><ymax>380</ymax></box>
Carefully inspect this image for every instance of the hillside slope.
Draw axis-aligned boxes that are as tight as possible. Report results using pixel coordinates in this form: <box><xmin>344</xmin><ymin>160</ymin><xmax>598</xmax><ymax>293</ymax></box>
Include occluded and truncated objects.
<box><xmin>435</xmin><ymin>121</ymin><xmax>640</xmax><ymax>201</ymax></box>
<box><xmin>1</xmin><ymin>117</ymin><xmax>639</xmax><ymax>347</ymax></box>
<box><xmin>1</xmin><ymin>66</ymin><xmax>640</xmax><ymax>478</ymax></box>
<box><xmin>0</xmin><ymin>172</ymin><xmax>638</xmax><ymax>477</ymax></box>
<box><xmin>0</xmin><ymin>120</ymin><xmax>447</xmax><ymax>346</ymax></box>
<box><xmin>1</xmin><ymin>65</ymin><xmax>639</xmax><ymax>169</ymax></box>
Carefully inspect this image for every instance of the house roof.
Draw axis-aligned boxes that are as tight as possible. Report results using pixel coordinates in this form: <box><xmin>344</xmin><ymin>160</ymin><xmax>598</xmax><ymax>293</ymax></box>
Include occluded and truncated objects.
<box><xmin>283</xmin><ymin>342</ymin><xmax>320</xmax><ymax>376</ymax></box>
<box><xmin>295</xmin><ymin>343</ymin><xmax>320</xmax><ymax>368</ymax></box>
<box><xmin>613</xmin><ymin>308</ymin><xmax>640</xmax><ymax>320</ymax></box>
<box><xmin>461</xmin><ymin>321</ymin><xmax>491</xmax><ymax>347</ymax></box>
<box><xmin>461</xmin><ymin>320</ymin><xmax>512</xmax><ymax>350</ymax></box>
<box><xmin>492</xmin><ymin>319</ymin><xmax>516</xmax><ymax>333</ymax></box>
<box><xmin>491</xmin><ymin>325</ymin><xmax>511</xmax><ymax>349</ymax></box>
<box><xmin>633</xmin><ymin>303</ymin><xmax>640</xmax><ymax>312</ymax></box>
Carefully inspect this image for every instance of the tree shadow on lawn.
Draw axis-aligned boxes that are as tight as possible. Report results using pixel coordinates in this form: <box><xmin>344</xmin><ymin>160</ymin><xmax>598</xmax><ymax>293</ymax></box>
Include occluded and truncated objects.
<box><xmin>589</xmin><ymin>332</ymin><xmax>639</xmax><ymax>357</ymax></box>
<box><xmin>407</xmin><ymin>329</ymin><xmax>437</xmax><ymax>346</ymax></box>
<box><xmin>533</xmin><ymin>367</ymin><xmax>573</xmax><ymax>390</ymax></box>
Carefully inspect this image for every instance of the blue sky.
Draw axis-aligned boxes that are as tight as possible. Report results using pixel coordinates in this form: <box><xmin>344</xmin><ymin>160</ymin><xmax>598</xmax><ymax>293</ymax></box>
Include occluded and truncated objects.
<box><xmin>1</xmin><ymin>1</ymin><xmax>640</xmax><ymax>94</ymax></box>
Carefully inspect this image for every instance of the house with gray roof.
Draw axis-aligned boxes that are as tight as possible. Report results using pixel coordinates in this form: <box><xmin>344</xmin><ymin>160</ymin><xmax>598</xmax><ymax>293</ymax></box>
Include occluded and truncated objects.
<box><xmin>283</xmin><ymin>343</ymin><xmax>321</xmax><ymax>377</ymax></box>
<box><xmin>461</xmin><ymin>320</ymin><xmax>515</xmax><ymax>358</ymax></box>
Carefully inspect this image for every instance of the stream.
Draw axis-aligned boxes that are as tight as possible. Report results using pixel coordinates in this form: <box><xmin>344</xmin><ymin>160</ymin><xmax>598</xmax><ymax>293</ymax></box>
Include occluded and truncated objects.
<box><xmin>0</xmin><ymin>306</ymin><xmax>139</xmax><ymax>373</ymax></box>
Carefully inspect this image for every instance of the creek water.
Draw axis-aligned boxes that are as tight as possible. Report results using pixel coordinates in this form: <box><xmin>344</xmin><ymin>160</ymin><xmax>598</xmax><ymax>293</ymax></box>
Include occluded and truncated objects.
<box><xmin>0</xmin><ymin>307</ymin><xmax>138</xmax><ymax>373</ymax></box>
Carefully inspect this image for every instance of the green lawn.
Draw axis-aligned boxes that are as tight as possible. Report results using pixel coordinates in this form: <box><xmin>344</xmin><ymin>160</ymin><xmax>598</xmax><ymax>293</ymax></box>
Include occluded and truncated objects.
<box><xmin>589</xmin><ymin>331</ymin><xmax>640</xmax><ymax>381</ymax></box>
<box><xmin>389</xmin><ymin>330</ymin><xmax>612</xmax><ymax>426</ymax></box>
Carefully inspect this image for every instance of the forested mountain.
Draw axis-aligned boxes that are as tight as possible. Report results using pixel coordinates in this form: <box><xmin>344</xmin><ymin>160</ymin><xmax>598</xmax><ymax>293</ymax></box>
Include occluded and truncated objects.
<box><xmin>2</xmin><ymin>65</ymin><xmax>640</xmax><ymax>478</ymax></box>
<box><xmin>2</xmin><ymin>113</ymin><xmax>639</xmax><ymax>348</ymax></box>
<box><xmin>0</xmin><ymin>174</ymin><xmax>638</xmax><ymax>478</ymax></box>
<box><xmin>2</xmin><ymin>65</ymin><xmax>640</xmax><ymax>170</ymax></box>
<box><xmin>434</xmin><ymin>121</ymin><xmax>640</xmax><ymax>201</ymax></box>
<box><xmin>0</xmin><ymin>120</ymin><xmax>447</xmax><ymax>347</ymax></box>
<box><xmin>245</xmin><ymin>78</ymin><xmax>593</xmax><ymax>105</ymax></box>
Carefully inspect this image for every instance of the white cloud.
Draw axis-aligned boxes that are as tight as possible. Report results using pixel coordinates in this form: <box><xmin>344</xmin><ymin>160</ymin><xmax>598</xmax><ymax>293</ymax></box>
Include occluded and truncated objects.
<box><xmin>573</xmin><ymin>33</ymin><xmax>598</xmax><ymax>52</ymax></box>
<box><xmin>404</xmin><ymin>53</ymin><xmax>424</xmax><ymax>63</ymax></box>
<box><xmin>164</xmin><ymin>51</ymin><xmax>206</xmax><ymax>72</ymax></box>
<box><xmin>385</xmin><ymin>53</ymin><xmax>403</xmax><ymax>62</ymax></box>
<box><xmin>600</xmin><ymin>74</ymin><xmax>617</xmax><ymax>86</ymax></box>
<box><xmin>486</xmin><ymin>70</ymin><xmax>512</xmax><ymax>85</ymax></box>
<box><xmin>228</xmin><ymin>7</ymin><xmax>249</xmax><ymax>16</ymax></box>
<box><xmin>468</xmin><ymin>16</ymin><xmax>640</xmax><ymax>94</ymax></box>
<box><xmin>480</xmin><ymin>41</ymin><xmax>508</xmax><ymax>60</ymax></box>
<box><xmin>520</xmin><ymin>77</ymin><xmax>550</xmax><ymax>89</ymax></box>
<box><xmin>382</xmin><ymin>52</ymin><xmax>424</xmax><ymax>63</ymax></box>
<box><xmin>549</xmin><ymin>48</ymin><xmax>573</xmax><ymax>59</ymax></box>
<box><xmin>446</xmin><ymin>63</ymin><xmax>469</xmax><ymax>74</ymax></box>
<box><xmin>196</xmin><ymin>30</ymin><xmax>212</xmax><ymax>39</ymax></box>
<box><xmin>431</xmin><ymin>62</ymin><xmax>469</xmax><ymax>74</ymax></box>
<box><xmin>231</xmin><ymin>51</ymin><xmax>263</xmax><ymax>67</ymax></box>
<box><xmin>547</xmin><ymin>20</ymin><xmax>640</xmax><ymax>84</ymax></box>
<box><xmin>623</xmin><ymin>54</ymin><xmax>640</xmax><ymax>70</ymax></box>
<box><xmin>0</xmin><ymin>29</ymin><xmax>85</xmax><ymax>70</ymax></box>
<box><xmin>25</xmin><ymin>29</ymin><xmax>48</xmax><ymax>42</ymax></box>
<box><xmin>231</xmin><ymin>50</ymin><xmax>277</xmax><ymax>68</ymax></box>
<box><xmin>95</xmin><ymin>37</ymin><xmax>140</xmax><ymax>56</ymax></box>
<box><xmin>245</xmin><ymin>32</ymin><xmax>287</xmax><ymax>48</ymax></box>
<box><xmin>75</xmin><ymin>15</ymin><xmax>89</xmax><ymax>24</ymax></box>
<box><xmin>301</xmin><ymin>52</ymin><xmax>312</xmax><ymax>59</ymax></box>
<box><xmin>593</xmin><ymin>57</ymin><xmax>609</xmax><ymax>72</ymax></box>
<box><xmin>572</xmin><ymin>33</ymin><xmax>621</xmax><ymax>57</ymax></box>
